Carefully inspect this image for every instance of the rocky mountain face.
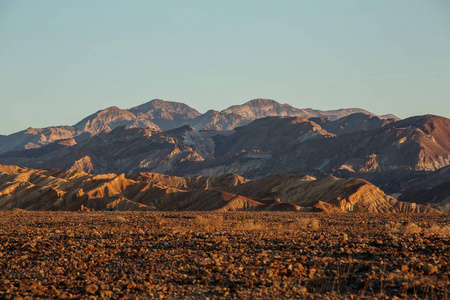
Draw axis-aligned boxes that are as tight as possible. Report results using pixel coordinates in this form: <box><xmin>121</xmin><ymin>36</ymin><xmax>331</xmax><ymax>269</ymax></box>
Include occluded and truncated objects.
<box><xmin>221</xmin><ymin>99</ymin><xmax>380</xmax><ymax>121</ymax></box>
<box><xmin>0</xmin><ymin>126</ymin><xmax>77</xmax><ymax>153</ymax></box>
<box><xmin>128</xmin><ymin>99</ymin><xmax>201</xmax><ymax>130</ymax></box>
<box><xmin>0</xmin><ymin>164</ymin><xmax>436</xmax><ymax>213</ymax></box>
<box><xmin>310</xmin><ymin>113</ymin><xmax>394</xmax><ymax>135</ymax></box>
<box><xmin>0</xmin><ymin>107</ymin><xmax>161</xmax><ymax>154</ymax></box>
<box><xmin>0</xmin><ymin>99</ymin><xmax>396</xmax><ymax>153</ymax></box>
<box><xmin>73</xmin><ymin>106</ymin><xmax>160</xmax><ymax>136</ymax></box>
<box><xmin>192</xmin><ymin>115</ymin><xmax>450</xmax><ymax>187</ymax></box>
<box><xmin>276</xmin><ymin>115</ymin><xmax>450</xmax><ymax>177</ymax></box>
<box><xmin>0</xmin><ymin>126</ymin><xmax>189</xmax><ymax>175</ymax></box>
<box><xmin>213</xmin><ymin>116</ymin><xmax>334</xmax><ymax>158</ymax></box>
<box><xmin>0</xmin><ymin>117</ymin><xmax>336</xmax><ymax>176</ymax></box>
<box><xmin>189</xmin><ymin>99</ymin><xmax>392</xmax><ymax>131</ymax></box>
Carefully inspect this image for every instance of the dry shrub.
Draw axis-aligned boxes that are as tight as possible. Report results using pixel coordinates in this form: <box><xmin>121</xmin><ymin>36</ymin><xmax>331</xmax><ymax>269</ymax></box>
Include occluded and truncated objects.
<box><xmin>425</xmin><ymin>224</ymin><xmax>450</xmax><ymax>236</ymax></box>
<box><xmin>211</xmin><ymin>236</ymin><xmax>228</xmax><ymax>243</ymax></box>
<box><xmin>154</xmin><ymin>216</ymin><xmax>166</xmax><ymax>226</ymax></box>
<box><xmin>298</xmin><ymin>218</ymin><xmax>310</xmax><ymax>230</ymax></box>
<box><xmin>403</xmin><ymin>223</ymin><xmax>422</xmax><ymax>234</ymax></box>
<box><xmin>385</xmin><ymin>222</ymin><xmax>400</xmax><ymax>233</ymax></box>
<box><xmin>192</xmin><ymin>215</ymin><xmax>224</xmax><ymax>231</ymax></box>
<box><xmin>116</xmin><ymin>216</ymin><xmax>127</xmax><ymax>222</ymax></box>
<box><xmin>442</xmin><ymin>225</ymin><xmax>450</xmax><ymax>236</ymax></box>
<box><xmin>214</xmin><ymin>215</ymin><xmax>224</xmax><ymax>225</ymax></box>
<box><xmin>236</xmin><ymin>221</ymin><xmax>264</xmax><ymax>231</ymax></box>
<box><xmin>296</xmin><ymin>218</ymin><xmax>320</xmax><ymax>231</ymax></box>
<box><xmin>310</xmin><ymin>218</ymin><xmax>320</xmax><ymax>230</ymax></box>
<box><xmin>193</xmin><ymin>215</ymin><xmax>211</xmax><ymax>231</ymax></box>
<box><xmin>194</xmin><ymin>215</ymin><xmax>209</xmax><ymax>226</ymax></box>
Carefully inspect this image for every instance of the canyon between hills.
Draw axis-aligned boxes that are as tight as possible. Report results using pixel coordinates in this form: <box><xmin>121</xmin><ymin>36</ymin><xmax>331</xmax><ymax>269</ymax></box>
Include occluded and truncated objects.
<box><xmin>0</xmin><ymin>99</ymin><xmax>449</xmax><ymax>299</ymax></box>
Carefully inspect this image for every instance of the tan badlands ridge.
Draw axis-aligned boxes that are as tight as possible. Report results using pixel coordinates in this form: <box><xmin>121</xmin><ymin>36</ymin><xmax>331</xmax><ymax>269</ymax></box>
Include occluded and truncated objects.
<box><xmin>0</xmin><ymin>164</ymin><xmax>437</xmax><ymax>213</ymax></box>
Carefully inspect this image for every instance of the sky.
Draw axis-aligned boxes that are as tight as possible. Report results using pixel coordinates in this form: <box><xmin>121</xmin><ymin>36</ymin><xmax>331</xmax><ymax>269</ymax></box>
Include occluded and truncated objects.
<box><xmin>1</xmin><ymin>0</ymin><xmax>449</xmax><ymax>135</ymax></box>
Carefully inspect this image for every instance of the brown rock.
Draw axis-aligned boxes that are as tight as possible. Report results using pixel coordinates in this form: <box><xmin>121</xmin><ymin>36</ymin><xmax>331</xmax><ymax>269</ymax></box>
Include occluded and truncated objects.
<box><xmin>99</xmin><ymin>290</ymin><xmax>113</xmax><ymax>298</ymax></box>
<box><xmin>85</xmin><ymin>284</ymin><xmax>99</xmax><ymax>295</ymax></box>
<box><xmin>423</xmin><ymin>264</ymin><xmax>438</xmax><ymax>275</ymax></box>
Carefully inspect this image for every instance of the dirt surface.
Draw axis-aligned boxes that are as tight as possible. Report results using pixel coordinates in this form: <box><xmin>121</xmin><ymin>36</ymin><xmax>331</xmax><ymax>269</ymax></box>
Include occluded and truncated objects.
<box><xmin>0</xmin><ymin>211</ymin><xmax>449</xmax><ymax>299</ymax></box>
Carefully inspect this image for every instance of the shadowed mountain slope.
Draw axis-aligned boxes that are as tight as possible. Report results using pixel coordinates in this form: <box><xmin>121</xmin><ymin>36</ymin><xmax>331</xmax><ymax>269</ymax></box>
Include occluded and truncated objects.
<box><xmin>310</xmin><ymin>113</ymin><xmax>394</xmax><ymax>135</ymax></box>
<box><xmin>397</xmin><ymin>165</ymin><xmax>450</xmax><ymax>213</ymax></box>
<box><xmin>213</xmin><ymin>116</ymin><xmax>334</xmax><ymax>157</ymax></box>
<box><xmin>399</xmin><ymin>182</ymin><xmax>450</xmax><ymax>213</ymax></box>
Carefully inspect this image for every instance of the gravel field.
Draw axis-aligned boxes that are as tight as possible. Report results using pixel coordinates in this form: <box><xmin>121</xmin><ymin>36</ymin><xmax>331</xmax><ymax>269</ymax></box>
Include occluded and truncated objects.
<box><xmin>0</xmin><ymin>211</ymin><xmax>449</xmax><ymax>299</ymax></box>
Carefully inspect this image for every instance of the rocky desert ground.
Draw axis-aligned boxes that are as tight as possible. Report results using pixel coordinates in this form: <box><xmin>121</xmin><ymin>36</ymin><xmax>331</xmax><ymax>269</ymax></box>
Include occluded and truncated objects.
<box><xmin>0</xmin><ymin>211</ymin><xmax>449</xmax><ymax>299</ymax></box>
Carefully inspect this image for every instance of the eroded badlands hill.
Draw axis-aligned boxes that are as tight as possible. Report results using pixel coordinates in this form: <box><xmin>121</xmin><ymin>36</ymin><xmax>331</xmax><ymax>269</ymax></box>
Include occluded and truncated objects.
<box><xmin>0</xmin><ymin>165</ymin><xmax>437</xmax><ymax>213</ymax></box>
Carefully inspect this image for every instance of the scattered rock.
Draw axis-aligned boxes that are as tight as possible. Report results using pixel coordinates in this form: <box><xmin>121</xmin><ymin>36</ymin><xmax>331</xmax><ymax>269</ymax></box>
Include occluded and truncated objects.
<box><xmin>423</xmin><ymin>264</ymin><xmax>438</xmax><ymax>275</ymax></box>
<box><xmin>85</xmin><ymin>284</ymin><xmax>99</xmax><ymax>295</ymax></box>
<box><xmin>0</xmin><ymin>212</ymin><xmax>447</xmax><ymax>299</ymax></box>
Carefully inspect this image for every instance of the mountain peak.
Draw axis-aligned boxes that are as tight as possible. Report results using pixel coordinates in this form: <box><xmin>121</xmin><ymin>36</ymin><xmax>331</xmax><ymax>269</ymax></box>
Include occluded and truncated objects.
<box><xmin>103</xmin><ymin>105</ymin><xmax>121</xmax><ymax>111</ymax></box>
<box><xmin>390</xmin><ymin>114</ymin><xmax>448</xmax><ymax>130</ymax></box>
<box><xmin>244</xmin><ymin>98</ymin><xmax>284</xmax><ymax>106</ymax></box>
<box><xmin>131</xmin><ymin>99</ymin><xmax>200</xmax><ymax>115</ymax></box>
<box><xmin>222</xmin><ymin>99</ymin><xmax>300</xmax><ymax>119</ymax></box>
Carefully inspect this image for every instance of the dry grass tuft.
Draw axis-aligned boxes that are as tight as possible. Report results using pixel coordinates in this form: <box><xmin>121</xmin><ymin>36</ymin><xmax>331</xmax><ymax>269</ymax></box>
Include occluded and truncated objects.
<box><xmin>425</xmin><ymin>224</ymin><xmax>450</xmax><ymax>236</ymax></box>
<box><xmin>310</xmin><ymin>218</ymin><xmax>320</xmax><ymax>231</ymax></box>
<box><xmin>298</xmin><ymin>218</ymin><xmax>310</xmax><ymax>230</ymax></box>
<box><xmin>236</xmin><ymin>221</ymin><xmax>264</xmax><ymax>231</ymax></box>
<box><xmin>441</xmin><ymin>225</ymin><xmax>450</xmax><ymax>236</ymax></box>
<box><xmin>192</xmin><ymin>214</ymin><xmax>224</xmax><ymax>231</ymax></box>
<box><xmin>403</xmin><ymin>223</ymin><xmax>422</xmax><ymax>234</ymax></box>
<box><xmin>293</xmin><ymin>218</ymin><xmax>320</xmax><ymax>231</ymax></box>
<box><xmin>116</xmin><ymin>216</ymin><xmax>127</xmax><ymax>222</ymax></box>
<box><xmin>193</xmin><ymin>215</ymin><xmax>209</xmax><ymax>226</ymax></box>
<box><xmin>384</xmin><ymin>222</ymin><xmax>400</xmax><ymax>233</ymax></box>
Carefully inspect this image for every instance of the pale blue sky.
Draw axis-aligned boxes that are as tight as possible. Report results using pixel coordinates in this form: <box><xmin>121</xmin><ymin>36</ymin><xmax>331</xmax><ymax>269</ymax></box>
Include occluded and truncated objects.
<box><xmin>1</xmin><ymin>0</ymin><xmax>449</xmax><ymax>134</ymax></box>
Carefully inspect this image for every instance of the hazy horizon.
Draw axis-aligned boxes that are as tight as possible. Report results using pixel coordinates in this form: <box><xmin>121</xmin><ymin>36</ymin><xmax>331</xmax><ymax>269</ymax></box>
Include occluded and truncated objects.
<box><xmin>1</xmin><ymin>0</ymin><xmax>449</xmax><ymax>135</ymax></box>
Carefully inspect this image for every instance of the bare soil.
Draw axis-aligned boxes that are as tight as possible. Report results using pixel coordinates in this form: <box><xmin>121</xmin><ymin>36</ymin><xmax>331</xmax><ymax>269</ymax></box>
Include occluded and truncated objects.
<box><xmin>0</xmin><ymin>211</ymin><xmax>449</xmax><ymax>299</ymax></box>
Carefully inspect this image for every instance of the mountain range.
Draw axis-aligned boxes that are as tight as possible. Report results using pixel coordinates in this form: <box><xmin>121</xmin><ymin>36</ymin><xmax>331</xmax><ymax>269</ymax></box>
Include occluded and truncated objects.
<box><xmin>0</xmin><ymin>98</ymin><xmax>448</xmax><ymax>212</ymax></box>
<box><xmin>0</xmin><ymin>99</ymin><xmax>397</xmax><ymax>153</ymax></box>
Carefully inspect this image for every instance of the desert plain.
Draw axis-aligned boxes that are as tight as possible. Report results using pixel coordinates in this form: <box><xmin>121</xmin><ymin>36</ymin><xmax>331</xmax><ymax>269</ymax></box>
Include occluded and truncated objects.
<box><xmin>0</xmin><ymin>211</ymin><xmax>449</xmax><ymax>299</ymax></box>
